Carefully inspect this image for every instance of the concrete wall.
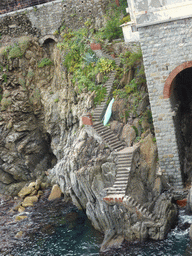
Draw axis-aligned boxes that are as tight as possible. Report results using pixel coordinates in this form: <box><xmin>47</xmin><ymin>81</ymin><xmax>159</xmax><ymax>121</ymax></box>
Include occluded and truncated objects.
<box><xmin>138</xmin><ymin>17</ymin><xmax>192</xmax><ymax>188</ymax></box>
<box><xmin>0</xmin><ymin>0</ymin><xmax>110</xmax><ymax>37</ymax></box>
<box><xmin>127</xmin><ymin>0</ymin><xmax>192</xmax><ymax>26</ymax></box>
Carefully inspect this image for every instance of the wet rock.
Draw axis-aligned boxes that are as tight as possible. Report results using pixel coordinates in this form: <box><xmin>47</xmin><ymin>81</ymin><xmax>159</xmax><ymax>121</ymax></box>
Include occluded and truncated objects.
<box><xmin>48</xmin><ymin>184</ymin><xmax>62</xmax><ymax>201</ymax></box>
<box><xmin>187</xmin><ymin>187</ymin><xmax>192</xmax><ymax>213</ymax></box>
<box><xmin>15</xmin><ymin>215</ymin><xmax>28</xmax><ymax>221</ymax></box>
<box><xmin>18</xmin><ymin>186</ymin><xmax>34</xmax><ymax>198</ymax></box>
<box><xmin>15</xmin><ymin>231</ymin><xmax>23</xmax><ymax>238</ymax></box>
<box><xmin>22</xmin><ymin>195</ymin><xmax>38</xmax><ymax>207</ymax></box>
<box><xmin>18</xmin><ymin>206</ymin><xmax>25</xmax><ymax>213</ymax></box>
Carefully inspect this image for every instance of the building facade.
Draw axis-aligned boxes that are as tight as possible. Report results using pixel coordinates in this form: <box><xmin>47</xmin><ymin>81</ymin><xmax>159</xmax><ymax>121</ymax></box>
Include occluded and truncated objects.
<box><xmin>127</xmin><ymin>0</ymin><xmax>192</xmax><ymax>188</ymax></box>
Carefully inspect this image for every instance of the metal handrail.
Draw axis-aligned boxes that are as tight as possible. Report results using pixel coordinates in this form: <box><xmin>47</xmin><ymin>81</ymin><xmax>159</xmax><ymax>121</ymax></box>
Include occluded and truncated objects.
<box><xmin>0</xmin><ymin>0</ymin><xmax>56</xmax><ymax>15</ymax></box>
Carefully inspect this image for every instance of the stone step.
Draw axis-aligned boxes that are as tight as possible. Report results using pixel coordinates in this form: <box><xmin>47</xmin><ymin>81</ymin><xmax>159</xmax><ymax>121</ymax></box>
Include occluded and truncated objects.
<box><xmin>117</xmin><ymin>168</ymin><xmax>130</xmax><ymax>172</ymax></box>
<box><xmin>117</xmin><ymin>157</ymin><xmax>132</xmax><ymax>161</ymax></box>
<box><xmin>118</xmin><ymin>163</ymin><xmax>131</xmax><ymax>167</ymax></box>
<box><xmin>117</xmin><ymin>161</ymin><xmax>131</xmax><ymax>167</ymax></box>
<box><xmin>114</xmin><ymin>146</ymin><xmax>124</xmax><ymax>151</ymax></box>
<box><xmin>101</xmin><ymin>135</ymin><xmax>118</xmax><ymax>142</ymax></box>
<box><xmin>95</xmin><ymin>127</ymin><xmax>111</xmax><ymax>133</ymax></box>
<box><xmin>116</xmin><ymin>172</ymin><xmax>130</xmax><ymax>176</ymax></box>
<box><xmin>107</xmin><ymin>188</ymin><xmax>126</xmax><ymax>193</ymax></box>
<box><xmin>107</xmin><ymin>191</ymin><xmax>126</xmax><ymax>195</ymax></box>
<box><xmin>117</xmin><ymin>153</ymin><xmax>133</xmax><ymax>157</ymax></box>
<box><xmin>115</xmin><ymin>177</ymin><xmax>129</xmax><ymax>181</ymax></box>
<box><xmin>114</xmin><ymin>185</ymin><xmax>127</xmax><ymax>189</ymax></box>
<box><xmin>109</xmin><ymin>140</ymin><xmax>123</xmax><ymax>147</ymax></box>
<box><xmin>114</xmin><ymin>181</ymin><xmax>128</xmax><ymax>185</ymax></box>
<box><xmin>113</xmin><ymin>145</ymin><xmax>124</xmax><ymax>151</ymax></box>
<box><xmin>117</xmin><ymin>169</ymin><xmax>130</xmax><ymax>175</ymax></box>
<box><xmin>102</xmin><ymin>134</ymin><xmax>119</xmax><ymax>141</ymax></box>
<box><xmin>102</xmin><ymin>133</ymin><xmax>118</xmax><ymax>140</ymax></box>
<box><xmin>116</xmin><ymin>175</ymin><xmax>130</xmax><ymax>179</ymax></box>
<box><xmin>99</xmin><ymin>129</ymin><xmax>114</xmax><ymax>135</ymax></box>
<box><xmin>107</xmin><ymin>190</ymin><xmax>126</xmax><ymax>194</ymax></box>
<box><xmin>113</xmin><ymin>186</ymin><xmax>127</xmax><ymax>189</ymax></box>
<box><xmin>93</xmin><ymin>115</ymin><xmax>102</xmax><ymax>119</ymax></box>
<box><xmin>108</xmin><ymin>142</ymin><xmax>122</xmax><ymax>148</ymax></box>
<box><xmin>93</xmin><ymin>112</ymin><xmax>102</xmax><ymax>115</ymax></box>
<box><xmin>93</xmin><ymin>122</ymin><xmax>104</xmax><ymax>127</ymax></box>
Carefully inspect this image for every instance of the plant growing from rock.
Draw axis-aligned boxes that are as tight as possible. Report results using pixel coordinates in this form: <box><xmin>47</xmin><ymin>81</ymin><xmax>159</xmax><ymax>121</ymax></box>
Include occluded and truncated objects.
<box><xmin>38</xmin><ymin>58</ymin><xmax>53</xmax><ymax>68</ymax></box>
<box><xmin>8</xmin><ymin>44</ymin><xmax>22</xmax><ymax>59</ymax></box>
<box><xmin>58</xmin><ymin>27</ymin><xmax>115</xmax><ymax>105</ymax></box>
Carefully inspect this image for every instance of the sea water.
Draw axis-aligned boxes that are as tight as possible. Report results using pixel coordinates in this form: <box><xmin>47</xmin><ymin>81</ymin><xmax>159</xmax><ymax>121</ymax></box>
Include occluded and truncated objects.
<box><xmin>12</xmin><ymin>207</ymin><xmax>192</xmax><ymax>256</ymax></box>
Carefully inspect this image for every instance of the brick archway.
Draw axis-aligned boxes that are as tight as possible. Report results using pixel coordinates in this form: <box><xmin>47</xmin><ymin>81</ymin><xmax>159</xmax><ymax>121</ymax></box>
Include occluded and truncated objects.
<box><xmin>163</xmin><ymin>61</ymin><xmax>192</xmax><ymax>99</ymax></box>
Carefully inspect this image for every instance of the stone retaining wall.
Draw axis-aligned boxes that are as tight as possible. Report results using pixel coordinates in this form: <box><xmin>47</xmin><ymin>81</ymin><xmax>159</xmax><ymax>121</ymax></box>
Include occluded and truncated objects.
<box><xmin>0</xmin><ymin>0</ymin><xmax>109</xmax><ymax>37</ymax></box>
<box><xmin>138</xmin><ymin>18</ymin><xmax>192</xmax><ymax>188</ymax></box>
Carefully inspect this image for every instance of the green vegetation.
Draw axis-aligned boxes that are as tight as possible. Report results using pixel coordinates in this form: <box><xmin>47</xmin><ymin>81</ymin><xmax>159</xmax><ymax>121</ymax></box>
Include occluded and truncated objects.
<box><xmin>58</xmin><ymin>26</ymin><xmax>116</xmax><ymax>105</ymax></box>
<box><xmin>53</xmin><ymin>30</ymin><xmax>59</xmax><ymax>35</ymax></box>
<box><xmin>2</xmin><ymin>37</ymin><xmax>30</xmax><ymax>59</ymax></box>
<box><xmin>120</xmin><ymin>14</ymin><xmax>131</xmax><ymax>24</ymax></box>
<box><xmin>38</xmin><ymin>58</ymin><xmax>53</xmax><ymax>68</ymax></box>
<box><xmin>132</xmin><ymin>125</ymin><xmax>138</xmax><ymax>136</ymax></box>
<box><xmin>113</xmin><ymin>49</ymin><xmax>145</xmax><ymax>101</ymax></box>
<box><xmin>8</xmin><ymin>45</ymin><xmax>22</xmax><ymax>59</ymax></box>
<box><xmin>2</xmin><ymin>74</ymin><xmax>7</xmax><ymax>83</ymax></box>
<box><xmin>54</xmin><ymin>98</ymin><xmax>59</xmax><ymax>103</ymax></box>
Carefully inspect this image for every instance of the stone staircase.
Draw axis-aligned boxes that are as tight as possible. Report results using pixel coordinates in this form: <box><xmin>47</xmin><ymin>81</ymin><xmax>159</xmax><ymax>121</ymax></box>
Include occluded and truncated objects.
<box><xmin>105</xmin><ymin>149</ymin><xmax>133</xmax><ymax>196</ymax></box>
<box><xmin>86</xmin><ymin>48</ymin><xmax>156</xmax><ymax>221</ymax></box>
<box><xmin>123</xmin><ymin>195</ymin><xmax>156</xmax><ymax>221</ymax></box>
<box><xmin>93</xmin><ymin>121</ymin><xmax>124</xmax><ymax>151</ymax></box>
<box><xmin>91</xmin><ymin>50</ymin><xmax>133</xmax><ymax>200</ymax></box>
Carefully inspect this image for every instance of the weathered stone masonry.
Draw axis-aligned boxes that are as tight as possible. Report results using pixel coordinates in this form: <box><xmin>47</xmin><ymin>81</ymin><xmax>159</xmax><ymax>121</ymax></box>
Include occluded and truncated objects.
<box><xmin>138</xmin><ymin>18</ymin><xmax>192</xmax><ymax>188</ymax></box>
<box><xmin>0</xmin><ymin>0</ymin><xmax>110</xmax><ymax>37</ymax></box>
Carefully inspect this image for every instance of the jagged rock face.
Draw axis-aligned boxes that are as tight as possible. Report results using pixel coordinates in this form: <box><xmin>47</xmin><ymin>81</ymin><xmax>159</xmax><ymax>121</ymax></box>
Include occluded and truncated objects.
<box><xmin>0</xmin><ymin>37</ymin><xmax>94</xmax><ymax>195</ymax></box>
<box><xmin>50</xmin><ymin>128</ymin><xmax>177</xmax><ymax>250</ymax></box>
<box><xmin>0</xmin><ymin>36</ymin><xmax>178</xmax><ymax>249</ymax></box>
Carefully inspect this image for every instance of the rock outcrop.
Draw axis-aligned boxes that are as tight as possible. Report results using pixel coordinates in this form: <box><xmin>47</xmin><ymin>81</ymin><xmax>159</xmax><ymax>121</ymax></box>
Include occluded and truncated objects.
<box><xmin>0</xmin><ymin>36</ymin><xmax>94</xmax><ymax>195</ymax></box>
<box><xmin>0</xmin><ymin>36</ymin><xmax>178</xmax><ymax>251</ymax></box>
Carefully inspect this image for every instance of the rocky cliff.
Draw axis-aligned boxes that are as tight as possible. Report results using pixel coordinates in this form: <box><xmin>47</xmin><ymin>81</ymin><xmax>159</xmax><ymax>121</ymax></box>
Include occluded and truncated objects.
<box><xmin>0</xmin><ymin>36</ymin><xmax>94</xmax><ymax>195</ymax></box>
<box><xmin>0</xmin><ymin>35</ymin><xmax>178</xmax><ymax>251</ymax></box>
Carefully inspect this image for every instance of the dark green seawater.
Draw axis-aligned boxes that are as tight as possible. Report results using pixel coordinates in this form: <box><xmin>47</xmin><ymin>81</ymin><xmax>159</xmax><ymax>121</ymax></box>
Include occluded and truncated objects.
<box><xmin>11</xmin><ymin>206</ymin><xmax>192</xmax><ymax>256</ymax></box>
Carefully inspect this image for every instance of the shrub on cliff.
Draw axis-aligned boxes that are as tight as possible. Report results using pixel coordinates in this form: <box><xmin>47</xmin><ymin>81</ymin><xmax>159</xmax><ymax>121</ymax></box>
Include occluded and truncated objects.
<box><xmin>38</xmin><ymin>58</ymin><xmax>53</xmax><ymax>68</ymax></box>
<box><xmin>58</xmin><ymin>27</ymin><xmax>116</xmax><ymax>105</ymax></box>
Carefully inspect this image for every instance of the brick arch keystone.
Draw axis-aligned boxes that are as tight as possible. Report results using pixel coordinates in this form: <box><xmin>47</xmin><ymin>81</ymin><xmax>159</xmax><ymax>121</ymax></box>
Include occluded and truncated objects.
<box><xmin>163</xmin><ymin>61</ymin><xmax>192</xmax><ymax>99</ymax></box>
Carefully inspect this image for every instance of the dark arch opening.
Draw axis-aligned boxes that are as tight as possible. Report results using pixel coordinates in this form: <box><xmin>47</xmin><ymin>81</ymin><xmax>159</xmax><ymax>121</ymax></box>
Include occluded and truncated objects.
<box><xmin>170</xmin><ymin>67</ymin><xmax>192</xmax><ymax>184</ymax></box>
<box><xmin>43</xmin><ymin>38</ymin><xmax>56</xmax><ymax>45</ymax></box>
<box><xmin>45</xmin><ymin>132</ymin><xmax>57</xmax><ymax>169</ymax></box>
<box><xmin>42</xmin><ymin>38</ymin><xmax>56</xmax><ymax>59</ymax></box>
